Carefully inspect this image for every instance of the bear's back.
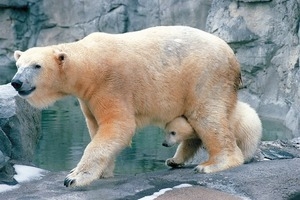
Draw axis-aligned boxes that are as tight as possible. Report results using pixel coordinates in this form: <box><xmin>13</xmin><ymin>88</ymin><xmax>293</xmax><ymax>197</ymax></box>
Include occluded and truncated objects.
<box><xmin>82</xmin><ymin>26</ymin><xmax>232</xmax><ymax>57</ymax></box>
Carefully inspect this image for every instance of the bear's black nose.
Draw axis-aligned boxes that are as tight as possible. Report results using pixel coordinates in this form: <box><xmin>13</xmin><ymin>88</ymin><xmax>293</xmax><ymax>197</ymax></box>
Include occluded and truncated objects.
<box><xmin>11</xmin><ymin>79</ymin><xmax>23</xmax><ymax>90</ymax></box>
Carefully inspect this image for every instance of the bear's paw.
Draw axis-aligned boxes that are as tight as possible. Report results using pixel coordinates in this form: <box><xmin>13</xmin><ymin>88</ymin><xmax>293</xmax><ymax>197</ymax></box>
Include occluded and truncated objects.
<box><xmin>165</xmin><ymin>158</ymin><xmax>185</xmax><ymax>168</ymax></box>
<box><xmin>64</xmin><ymin>167</ymin><xmax>99</xmax><ymax>187</ymax></box>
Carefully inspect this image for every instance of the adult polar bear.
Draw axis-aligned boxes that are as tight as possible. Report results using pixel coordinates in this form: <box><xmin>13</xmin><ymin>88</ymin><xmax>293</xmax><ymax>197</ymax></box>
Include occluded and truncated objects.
<box><xmin>11</xmin><ymin>26</ymin><xmax>242</xmax><ymax>187</ymax></box>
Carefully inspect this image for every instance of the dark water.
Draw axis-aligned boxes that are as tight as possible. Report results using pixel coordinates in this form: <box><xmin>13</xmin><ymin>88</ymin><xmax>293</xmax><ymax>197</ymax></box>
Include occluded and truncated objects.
<box><xmin>33</xmin><ymin>97</ymin><xmax>294</xmax><ymax>174</ymax></box>
<box><xmin>261</xmin><ymin>117</ymin><xmax>294</xmax><ymax>141</ymax></box>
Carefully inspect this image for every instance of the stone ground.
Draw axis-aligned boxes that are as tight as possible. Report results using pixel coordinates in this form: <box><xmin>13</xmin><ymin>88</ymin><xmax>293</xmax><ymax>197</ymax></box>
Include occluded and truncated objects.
<box><xmin>2</xmin><ymin>158</ymin><xmax>300</xmax><ymax>200</ymax></box>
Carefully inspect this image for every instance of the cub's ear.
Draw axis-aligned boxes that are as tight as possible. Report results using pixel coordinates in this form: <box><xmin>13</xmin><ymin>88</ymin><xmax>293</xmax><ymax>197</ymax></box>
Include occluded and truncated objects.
<box><xmin>53</xmin><ymin>49</ymin><xmax>67</xmax><ymax>65</ymax></box>
<box><xmin>14</xmin><ymin>50</ymin><xmax>23</xmax><ymax>61</ymax></box>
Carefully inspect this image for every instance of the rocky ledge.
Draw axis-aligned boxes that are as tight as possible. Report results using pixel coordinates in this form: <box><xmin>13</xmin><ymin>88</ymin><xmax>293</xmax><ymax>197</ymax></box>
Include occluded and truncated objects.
<box><xmin>2</xmin><ymin>139</ymin><xmax>300</xmax><ymax>200</ymax></box>
<box><xmin>0</xmin><ymin>84</ymin><xmax>41</xmax><ymax>185</ymax></box>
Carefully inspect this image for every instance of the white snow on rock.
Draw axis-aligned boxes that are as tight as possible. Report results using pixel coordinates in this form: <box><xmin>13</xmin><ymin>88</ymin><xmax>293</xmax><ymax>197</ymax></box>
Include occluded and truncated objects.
<box><xmin>139</xmin><ymin>183</ymin><xmax>192</xmax><ymax>200</ymax></box>
<box><xmin>0</xmin><ymin>165</ymin><xmax>46</xmax><ymax>193</ymax></box>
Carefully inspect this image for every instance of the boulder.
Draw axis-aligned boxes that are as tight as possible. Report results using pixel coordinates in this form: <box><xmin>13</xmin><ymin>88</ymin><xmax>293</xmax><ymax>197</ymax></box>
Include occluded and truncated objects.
<box><xmin>0</xmin><ymin>84</ymin><xmax>41</xmax><ymax>183</ymax></box>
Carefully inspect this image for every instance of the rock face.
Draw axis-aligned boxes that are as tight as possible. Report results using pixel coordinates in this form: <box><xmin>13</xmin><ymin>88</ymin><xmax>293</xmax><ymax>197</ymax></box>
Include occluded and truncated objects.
<box><xmin>206</xmin><ymin>0</ymin><xmax>300</xmax><ymax>136</ymax></box>
<box><xmin>0</xmin><ymin>84</ymin><xmax>41</xmax><ymax>184</ymax></box>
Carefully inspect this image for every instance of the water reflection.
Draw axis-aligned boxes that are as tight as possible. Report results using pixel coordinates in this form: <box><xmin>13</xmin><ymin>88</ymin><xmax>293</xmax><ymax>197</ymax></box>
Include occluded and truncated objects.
<box><xmin>261</xmin><ymin>117</ymin><xmax>294</xmax><ymax>141</ymax></box>
<box><xmin>33</xmin><ymin>97</ymin><xmax>294</xmax><ymax>174</ymax></box>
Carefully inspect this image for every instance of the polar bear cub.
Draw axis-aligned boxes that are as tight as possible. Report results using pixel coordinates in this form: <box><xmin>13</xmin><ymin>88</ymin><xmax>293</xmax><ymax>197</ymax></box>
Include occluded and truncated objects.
<box><xmin>163</xmin><ymin>101</ymin><xmax>262</xmax><ymax>165</ymax></box>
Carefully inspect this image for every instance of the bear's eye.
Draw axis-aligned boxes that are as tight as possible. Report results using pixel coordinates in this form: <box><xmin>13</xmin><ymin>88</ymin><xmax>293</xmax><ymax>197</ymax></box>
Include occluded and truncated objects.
<box><xmin>35</xmin><ymin>64</ymin><xmax>41</xmax><ymax>69</ymax></box>
<box><xmin>170</xmin><ymin>131</ymin><xmax>176</xmax><ymax>136</ymax></box>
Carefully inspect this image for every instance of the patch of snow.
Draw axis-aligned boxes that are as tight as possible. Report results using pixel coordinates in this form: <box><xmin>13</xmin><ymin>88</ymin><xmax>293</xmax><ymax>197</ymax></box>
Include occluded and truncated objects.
<box><xmin>0</xmin><ymin>165</ymin><xmax>46</xmax><ymax>193</ymax></box>
<box><xmin>263</xmin><ymin>158</ymin><xmax>271</xmax><ymax>161</ymax></box>
<box><xmin>173</xmin><ymin>183</ymin><xmax>192</xmax><ymax>189</ymax></box>
<box><xmin>139</xmin><ymin>183</ymin><xmax>192</xmax><ymax>200</ymax></box>
<box><xmin>0</xmin><ymin>184</ymin><xmax>19</xmax><ymax>193</ymax></box>
<box><xmin>14</xmin><ymin>165</ymin><xmax>46</xmax><ymax>183</ymax></box>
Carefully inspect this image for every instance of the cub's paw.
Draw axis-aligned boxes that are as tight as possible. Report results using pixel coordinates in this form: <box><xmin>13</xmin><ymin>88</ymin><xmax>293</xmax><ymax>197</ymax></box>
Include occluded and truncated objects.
<box><xmin>165</xmin><ymin>158</ymin><xmax>184</xmax><ymax>168</ymax></box>
<box><xmin>63</xmin><ymin>168</ymin><xmax>98</xmax><ymax>187</ymax></box>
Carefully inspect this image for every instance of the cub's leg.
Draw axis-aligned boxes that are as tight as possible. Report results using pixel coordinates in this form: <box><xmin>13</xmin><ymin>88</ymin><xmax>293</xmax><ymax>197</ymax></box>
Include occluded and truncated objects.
<box><xmin>64</xmin><ymin>101</ymin><xmax>136</xmax><ymax>187</ymax></box>
<box><xmin>166</xmin><ymin>139</ymin><xmax>202</xmax><ymax>168</ymax></box>
<box><xmin>187</xmin><ymin>109</ymin><xmax>244</xmax><ymax>173</ymax></box>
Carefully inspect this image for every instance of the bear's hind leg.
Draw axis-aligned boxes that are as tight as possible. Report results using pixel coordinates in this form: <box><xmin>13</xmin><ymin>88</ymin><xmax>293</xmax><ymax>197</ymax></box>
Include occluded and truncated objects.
<box><xmin>188</xmin><ymin>117</ymin><xmax>244</xmax><ymax>173</ymax></box>
<box><xmin>166</xmin><ymin>139</ymin><xmax>202</xmax><ymax>168</ymax></box>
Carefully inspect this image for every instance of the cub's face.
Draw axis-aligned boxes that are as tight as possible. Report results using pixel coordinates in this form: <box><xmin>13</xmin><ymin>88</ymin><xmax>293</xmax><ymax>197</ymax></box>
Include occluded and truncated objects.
<box><xmin>11</xmin><ymin>47</ymin><xmax>67</xmax><ymax>108</ymax></box>
<box><xmin>162</xmin><ymin>129</ymin><xmax>179</xmax><ymax>147</ymax></box>
<box><xmin>162</xmin><ymin>117</ymin><xmax>195</xmax><ymax>147</ymax></box>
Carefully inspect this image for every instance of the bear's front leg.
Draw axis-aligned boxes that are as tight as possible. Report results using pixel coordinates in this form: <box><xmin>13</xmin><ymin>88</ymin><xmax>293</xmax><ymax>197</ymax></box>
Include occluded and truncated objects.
<box><xmin>166</xmin><ymin>139</ymin><xmax>202</xmax><ymax>168</ymax></box>
<box><xmin>79</xmin><ymin>100</ymin><xmax>98</xmax><ymax>139</ymax></box>
<box><xmin>64</xmin><ymin>109</ymin><xmax>136</xmax><ymax>187</ymax></box>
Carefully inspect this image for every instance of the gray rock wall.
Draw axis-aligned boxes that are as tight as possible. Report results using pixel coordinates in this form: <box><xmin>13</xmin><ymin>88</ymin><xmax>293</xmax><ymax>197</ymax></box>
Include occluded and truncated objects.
<box><xmin>206</xmin><ymin>0</ymin><xmax>300</xmax><ymax>136</ymax></box>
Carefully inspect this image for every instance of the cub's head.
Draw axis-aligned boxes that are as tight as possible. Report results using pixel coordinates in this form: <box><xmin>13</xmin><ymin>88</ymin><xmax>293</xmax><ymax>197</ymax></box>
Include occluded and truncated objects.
<box><xmin>11</xmin><ymin>47</ymin><xmax>68</xmax><ymax>108</ymax></box>
<box><xmin>162</xmin><ymin>117</ymin><xmax>196</xmax><ymax>147</ymax></box>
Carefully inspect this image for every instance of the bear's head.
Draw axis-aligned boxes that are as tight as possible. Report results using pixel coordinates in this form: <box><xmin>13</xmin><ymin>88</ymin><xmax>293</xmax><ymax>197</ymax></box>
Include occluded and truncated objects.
<box><xmin>162</xmin><ymin>117</ymin><xmax>196</xmax><ymax>147</ymax></box>
<box><xmin>11</xmin><ymin>47</ymin><xmax>68</xmax><ymax>108</ymax></box>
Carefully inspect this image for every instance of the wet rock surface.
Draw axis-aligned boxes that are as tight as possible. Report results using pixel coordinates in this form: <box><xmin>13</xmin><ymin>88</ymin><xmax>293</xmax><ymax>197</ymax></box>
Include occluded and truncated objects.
<box><xmin>2</xmin><ymin>158</ymin><xmax>300</xmax><ymax>200</ymax></box>
<box><xmin>259</xmin><ymin>138</ymin><xmax>300</xmax><ymax>160</ymax></box>
<box><xmin>2</xmin><ymin>140</ymin><xmax>300</xmax><ymax>200</ymax></box>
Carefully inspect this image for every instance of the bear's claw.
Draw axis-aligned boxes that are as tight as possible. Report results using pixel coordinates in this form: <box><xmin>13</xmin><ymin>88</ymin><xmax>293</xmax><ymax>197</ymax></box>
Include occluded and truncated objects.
<box><xmin>69</xmin><ymin>168</ymin><xmax>76</xmax><ymax>174</ymax></box>
<box><xmin>64</xmin><ymin>177</ymin><xmax>75</xmax><ymax>187</ymax></box>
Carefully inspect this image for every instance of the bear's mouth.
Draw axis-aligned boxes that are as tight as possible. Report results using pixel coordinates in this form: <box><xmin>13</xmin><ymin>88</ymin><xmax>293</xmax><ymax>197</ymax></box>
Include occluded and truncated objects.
<box><xmin>18</xmin><ymin>87</ymin><xmax>36</xmax><ymax>96</ymax></box>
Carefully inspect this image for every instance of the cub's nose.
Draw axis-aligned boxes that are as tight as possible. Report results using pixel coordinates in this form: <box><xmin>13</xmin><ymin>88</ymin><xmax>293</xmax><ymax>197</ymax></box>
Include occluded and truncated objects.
<box><xmin>162</xmin><ymin>142</ymin><xmax>169</xmax><ymax>147</ymax></box>
<box><xmin>11</xmin><ymin>79</ymin><xmax>23</xmax><ymax>90</ymax></box>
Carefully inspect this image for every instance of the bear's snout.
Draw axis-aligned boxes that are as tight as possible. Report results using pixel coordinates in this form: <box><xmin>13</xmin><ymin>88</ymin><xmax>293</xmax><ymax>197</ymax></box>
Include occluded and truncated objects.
<box><xmin>11</xmin><ymin>77</ymin><xmax>36</xmax><ymax>96</ymax></box>
<box><xmin>11</xmin><ymin>79</ymin><xmax>23</xmax><ymax>90</ymax></box>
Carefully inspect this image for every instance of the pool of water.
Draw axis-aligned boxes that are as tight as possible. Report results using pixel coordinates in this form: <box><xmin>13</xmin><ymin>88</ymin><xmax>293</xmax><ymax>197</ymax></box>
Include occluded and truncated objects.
<box><xmin>261</xmin><ymin>117</ymin><xmax>294</xmax><ymax>141</ymax></box>
<box><xmin>33</xmin><ymin>97</ymin><xmax>295</xmax><ymax>174</ymax></box>
<box><xmin>33</xmin><ymin>97</ymin><xmax>176</xmax><ymax>174</ymax></box>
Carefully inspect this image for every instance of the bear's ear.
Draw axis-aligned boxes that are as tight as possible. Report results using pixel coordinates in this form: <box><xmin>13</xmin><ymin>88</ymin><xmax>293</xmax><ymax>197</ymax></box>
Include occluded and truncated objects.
<box><xmin>53</xmin><ymin>49</ymin><xmax>67</xmax><ymax>65</ymax></box>
<box><xmin>14</xmin><ymin>50</ymin><xmax>23</xmax><ymax>61</ymax></box>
